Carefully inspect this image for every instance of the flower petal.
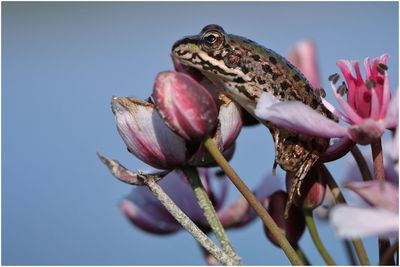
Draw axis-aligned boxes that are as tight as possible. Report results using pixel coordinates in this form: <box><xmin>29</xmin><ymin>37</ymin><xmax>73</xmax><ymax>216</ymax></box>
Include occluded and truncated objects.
<box><xmin>379</xmin><ymin>72</ymin><xmax>391</xmax><ymax>119</ymax></box>
<box><xmin>122</xmin><ymin>170</ymin><xmax>210</xmax><ymax>234</ymax></box>
<box><xmin>370</xmin><ymin>88</ymin><xmax>380</xmax><ymax>120</ymax></box>
<box><xmin>286</xmin><ymin>40</ymin><xmax>320</xmax><ymax>89</ymax></box>
<box><xmin>218</xmin><ymin>95</ymin><xmax>243</xmax><ymax>149</ymax></box>
<box><xmin>321</xmin><ymin>98</ymin><xmax>352</xmax><ymax>124</ymax></box>
<box><xmin>337</xmin><ymin>60</ymin><xmax>356</xmax><ymax>108</ymax></box>
<box><xmin>121</xmin><ymin>199</ymin><xmax>180</xmax><ymax>234</ymax></box>
<box><xmin>384</xmin><ymin>89</ymin><xmax>398</xmax><ymax>129</ymax></box>
<box><xmin>111</xmin><ymin>97</ymin><xmax>187</xmax><ymax>169</ymax></box>
<box><xmin>320</xmin><ymin>136</ymin><xmax>354</xmax><ymax>162</ymax></box>
<box><xmin>330</xmin><ymin>205</ymin><xmax>398</xmax><ymax>238</ymax></box>
<box><xmin>329</xmin><ymin>82</ymin><xmax>363</xmax><ymax>124</ymax></box>
<box><xmin>255</xmin><ymin>92</ymin><xmax>348</xmax><ymax>138</ymax></box>
<box><xmin>344</xmin><ymin>181</ymin><xmax>398</xmax><ymax>212</ymax></box>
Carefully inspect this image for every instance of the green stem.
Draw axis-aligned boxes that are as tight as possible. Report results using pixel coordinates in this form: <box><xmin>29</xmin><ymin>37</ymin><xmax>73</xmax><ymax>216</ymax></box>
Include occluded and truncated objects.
<box><xmin>323</xmin><ymin>164</ymin><xmax>371</xmax><ymax>265</ymax></box>
<box><xmin>203</xmin><ymin>137</ymin><xmax>303</xmax><ymax>265</ymax></box>
<box><xmin>380</xmin><ymin>240</ymin><xmax>398</xmax><ymax>266</ymax></box>
<box><xmin>370</xmin><ymin>139</ymin><xmax>393</xmax><ymax>264</ymax></box>
<box><xmin>144</xmin><ymin>176</ymin><xmax>236</xmax><ymax>265</ymax></box>
<box><xmin>304</xmin><ymin>209</ymin><xmax>336</xmax><ymax>265</ymax></box>
<box><xmin>182</xmin><ymin>166</ymin><xmax>242</xmax><ymax>265</ymax></box>
<box><xmin>295</xmin><ymin>245</ymin><xmax>311</xmax><ymax>265</ymax></box>
<box><xmin>350</xmin><ymin>145</ymin><xmax>373</xmax><ymax>181</ymax></box>
<box><xmin>343</xmin><ymin>240</ymin><xmax>358</xmax><ymax>265</ymax></box>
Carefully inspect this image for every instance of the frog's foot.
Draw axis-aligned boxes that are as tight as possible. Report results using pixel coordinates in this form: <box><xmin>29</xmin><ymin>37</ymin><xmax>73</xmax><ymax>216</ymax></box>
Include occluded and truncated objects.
<box><xmin>284</xmin><ymin>154</ymin><xmax>319</xmax><ymax>218</ymax></box>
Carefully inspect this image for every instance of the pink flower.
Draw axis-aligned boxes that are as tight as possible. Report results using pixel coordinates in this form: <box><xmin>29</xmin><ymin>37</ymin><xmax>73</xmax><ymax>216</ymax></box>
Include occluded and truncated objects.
<box><xmin>119</xmin><ymin>168</ymin><xmax>281</xmax><ymax>234</ymax></box>
<box><xmin>112</xmin><ymin>89</ymin><xmax>242</xmax><ymax>169</ymax></box>
<box><xmin>255</xmin><ymin>54</ymin><xmax>398</xmax><ymax>146</ymax></box>
<box><xmin>330</xmin><ymin>181</ymin><xmax>398</xmax><ymax>238</ymax></box>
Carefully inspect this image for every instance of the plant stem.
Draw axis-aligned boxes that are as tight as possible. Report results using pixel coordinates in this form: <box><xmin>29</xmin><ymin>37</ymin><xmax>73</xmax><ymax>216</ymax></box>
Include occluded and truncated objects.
<box><xmin>304</xmin><ymin>209</ymin><xmax>336</xmax><ymax>265</ymax></box>
<box><xmin>370</xmin><ymin>139</ymin><xmax>394</xmax><ymax>264</ymax></box>
<box><xmin>380</xmin><ymin>240</ymin><xmax>398</xmax><ymax>265</ymax></box>
<box><xmin>343</xmin><ymin>240</ymin><xmax>358</xmax><ymax>265</ymax></box>
<box><xmin>323</xmin><ymin>164</ymin><xmax>371</xmax><ymax>265</ymax></box>
<box><xmin>144</xmin><ymin>175</ymin><xmax>236</xmax><ymax>265</ymax></box>
<box><xmin>350</xmin><ymin>145</ymin><xmax>373</xmax><ymax>181</ymax></box>
<box><xmin>295</xmin><ymin>245</ymin><xmax>311</xmax><ymax>265</ymax></box>
<box><xmin>182</xmin><ymin>166</ymin><xmax>242</xmax><ymax>265</ymax></box>
<box><xmin>203</xmin><ymin>137</ymin><xmax>303</xmax><ymax>265</ymax></box>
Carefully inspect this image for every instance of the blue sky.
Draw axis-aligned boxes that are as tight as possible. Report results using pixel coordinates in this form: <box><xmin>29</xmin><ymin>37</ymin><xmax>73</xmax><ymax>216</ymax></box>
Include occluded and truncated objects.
<box><xmin>2</xmin><ymin>2</ymin><xmax>398</xmax><ymax>265</ymax></box>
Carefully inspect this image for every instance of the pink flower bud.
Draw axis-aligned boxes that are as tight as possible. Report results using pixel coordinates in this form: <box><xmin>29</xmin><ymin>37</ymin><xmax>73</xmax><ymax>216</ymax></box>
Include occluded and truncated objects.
<box><xmin>286</xmin><ymin>164</ymin><xmax>326</xmax><ymax>210</ymax></box>
<box><xmin>153</xmin><ymin>71</ymin><xmax>218</xmax><ymax>141</ymax></box>
<box><xmin>264</xmin><ymin>190</ymin><xmax>305</xmax><ymax>246</ymax></box>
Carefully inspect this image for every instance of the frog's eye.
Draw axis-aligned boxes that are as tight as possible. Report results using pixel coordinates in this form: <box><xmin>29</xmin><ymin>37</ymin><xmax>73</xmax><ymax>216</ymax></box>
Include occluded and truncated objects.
<box><xmin>201</xmin><ymin>31</ymin><xmax>224</xmax><ymax>51</ymax></box>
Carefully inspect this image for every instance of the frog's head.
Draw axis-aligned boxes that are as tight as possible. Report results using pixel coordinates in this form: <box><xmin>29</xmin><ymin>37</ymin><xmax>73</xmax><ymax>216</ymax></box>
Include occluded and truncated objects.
<box><xmin>172</xmin><ymin>24</ymin><xmax>252</xmax><ymax>83</ymax></box>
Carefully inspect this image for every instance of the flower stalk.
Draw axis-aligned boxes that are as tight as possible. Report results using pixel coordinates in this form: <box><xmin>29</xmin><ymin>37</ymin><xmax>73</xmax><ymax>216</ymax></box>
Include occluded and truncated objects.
<box><xmin>370</xmin><ymin>138</ymin><xmax>394</xmax><ymax>265</ymax></box>
<box><xmin>351</xmin><ymin>146</ymin><xmax>373</xmax><ymax>181</ymax></box>
<box><xmin>182</xmin><ymin>166</ymin><xmax>242</xmax><ymax>265</ymax></box>
<box><xmin>141</xmin><ymin>174</ymin><xmax>236</xmax><ymax>265</ymax></box>
<box><xmin>203</xmin><ymin>136</ymin><xmax>303</xmax><ymax>265</ymax></box>
<box><xmin>323</xmin><ymin>164</ymin><xmax>371</xmax><ymax>265</ymax></box>
<box><xmin>304</xmin><ymin>209</ymin><xmax>336</xmax><ymax>265</ymax></box>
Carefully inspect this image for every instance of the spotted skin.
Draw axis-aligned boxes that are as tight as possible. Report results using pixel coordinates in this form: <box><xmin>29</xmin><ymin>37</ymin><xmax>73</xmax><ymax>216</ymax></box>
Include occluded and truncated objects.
<box><xmin>172</xmin><ymin>25</ymin><xmax>335</xmax><ymax>215</ymax></box>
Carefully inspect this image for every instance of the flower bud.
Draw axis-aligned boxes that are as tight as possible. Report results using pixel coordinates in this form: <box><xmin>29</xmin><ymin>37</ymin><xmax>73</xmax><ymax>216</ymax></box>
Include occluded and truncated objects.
<box><xmin>152</xmin><ymin>71</ymin><xmax>218</xmax><ymax>141</ymax></box>
<box><xmin>286</xmin><ymin>164</ymin><xmax>326</xmax><ymax>210</ymax></box>
<box><xmin>264</xmin><ymin>190</ymin><xmax>305</xmax><ymax>247</ymax></box>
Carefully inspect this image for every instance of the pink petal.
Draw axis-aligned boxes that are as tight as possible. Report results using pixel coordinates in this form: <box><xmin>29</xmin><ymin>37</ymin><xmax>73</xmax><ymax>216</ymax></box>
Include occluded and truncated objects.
<box><xmin>218</xmin><ymin>97</ymin><xmax>243</xmax><ymax>150</ymax></box>
<box><xmin>337</xmin><ymin>60</ymin><xmax>356</xmax><ymax>108</ymax></box>
<box><xmin>112</xmin><ymin>97</ymin><xmax>187</xmax><ymax>169</ymax></box>
<box><xmin>344</xmin><ymin>181</ymin><xmax>398</xmax><ymax>212</ymax></box>
<box><xmin>255</xmin><ymin>92</ymin><xmax>348</xmax><ymax>138</ymax></box>
<box><xmin>286</xmin><ymin>40</ymin><xmax>320</xmax><ymax>89</ymax></box>
<box><xmin>364</xmin><ymin>57</ymin><xmax>372</xmax><ymax>78</ymax></box>
<box><xmin>122</xmin><ymin>169</ymin><xmax>222</xmax><ymax>234</ymax></box>
<box><xmin>379</xmin><ymin>72</ymin><xmax>391</xmax><ymax>119</ymax></box>
<box><xmin>121</xmin><ymin>199</ymin><xmax>180</xmax><ymax>234</ymax></box>
<box><xmin>370</xmin><ymin>88</ymin><xmax>380</xmax><ymax>120</ymax></box>
<box><xmin>320</xmin><ymin>136</ymin><xmax>354</xmax><ymax>162</ymax></box>
<box><xmin>384</xmin><ymin>89</ymin><xmax>398</xmax><ymax>129</ymax></box>
<box><xmin>330</xmin><ymin>205</ymin><xmax>398</xmax><ymax>238</ymax></box>
<box><xmin>321</xmin><ymin>98</ymin><xmax>352</xmax><ymax>124</ymax></box>
<box><xmin>329</xmin><ymin>82</ymin><xmax>363</xmax><ymax>124</ymax></box>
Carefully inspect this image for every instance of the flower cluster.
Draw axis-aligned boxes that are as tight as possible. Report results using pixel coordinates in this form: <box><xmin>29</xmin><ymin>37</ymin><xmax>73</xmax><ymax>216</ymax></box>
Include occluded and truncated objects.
<box><xmin>99</xmin><ymin>37</ymin><xmax>398</xmax><ymax>265</ymax></box>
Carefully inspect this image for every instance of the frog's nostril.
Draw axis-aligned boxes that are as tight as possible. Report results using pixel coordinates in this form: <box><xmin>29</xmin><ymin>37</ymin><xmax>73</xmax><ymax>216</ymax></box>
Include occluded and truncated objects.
<box><xmin>172</xmin><ymin>37</ymin><xmax>190</xmax><ymax>52</ymax></box>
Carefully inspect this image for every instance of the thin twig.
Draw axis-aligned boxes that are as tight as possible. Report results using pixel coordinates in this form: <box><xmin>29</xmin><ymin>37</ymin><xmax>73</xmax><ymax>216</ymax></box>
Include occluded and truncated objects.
<box><xmin>323</xmin><ymin>164</ymin><xmax>371</xmax><ymax>265</ymax></box>
<box><xmin>350</xmin><ymin>146</ymin><xmax>373</xmax><ymax>181</ymax></box>
<box><xmin>144</xmin><ymin>176</ymin><xmax>236</xmax><ymax>265</ymax></box>
<box><xmin>182</xmin><ymin>166</ymin><xmax>242</xmax><ymax>265</ymax></box>
<box><xmin>304</xmin><ymin>209</ymin><xmax>336</xmax><ymax>265</ymax></box>
<box><xmin>203</xmin><ymin>137</ymin><xmax>303</xmax><ymax>265</ymax></box>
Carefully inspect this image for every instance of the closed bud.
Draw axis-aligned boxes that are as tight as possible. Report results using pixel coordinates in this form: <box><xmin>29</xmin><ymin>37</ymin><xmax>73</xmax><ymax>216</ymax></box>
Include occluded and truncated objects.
<box><xmin>286</xmin><ymin>164</ymin><xmax>327</xmax><ymax>210</ymax></box>
<box><xmin>264</xmin><ymin>190</ymin><xmax>305</xmax><ymax>247</ymax></box>
<box><xmin>152</xmin><ymin>71</ymin><xmax>218</xmax><ymax>141</ymax></box>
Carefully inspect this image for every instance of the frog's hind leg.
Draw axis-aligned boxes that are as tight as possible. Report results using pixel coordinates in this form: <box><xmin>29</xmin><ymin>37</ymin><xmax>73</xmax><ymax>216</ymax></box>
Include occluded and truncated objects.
<box><xmin>284</xmin><ymin>153</ymin><xmax>319</xmax><ymax>218</ymax></box>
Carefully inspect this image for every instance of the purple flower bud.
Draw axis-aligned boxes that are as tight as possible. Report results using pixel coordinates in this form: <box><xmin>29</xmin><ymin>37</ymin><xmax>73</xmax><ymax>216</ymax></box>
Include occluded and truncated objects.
<box><xmin>264</xmin><ymin>190</ymin><xmax>305</xmax><ymax>247</ymax></box>
<box><xmin>152</xmin><ymin>71</ymin><xmax>218</xmax><ymax>141</ymax></box>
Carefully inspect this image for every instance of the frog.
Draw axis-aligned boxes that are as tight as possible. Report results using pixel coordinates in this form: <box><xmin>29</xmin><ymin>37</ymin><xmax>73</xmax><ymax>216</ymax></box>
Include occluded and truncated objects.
<box><xmin>171</xmin><ymin>24</ymin><xmax>335</xmax><ymax>216</ymax></box>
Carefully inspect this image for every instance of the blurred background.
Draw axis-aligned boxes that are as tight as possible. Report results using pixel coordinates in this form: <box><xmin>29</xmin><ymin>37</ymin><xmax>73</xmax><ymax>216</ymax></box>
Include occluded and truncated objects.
<box><xmin>2</xmin><ymin>2</ymin><xmax>398</xmax><ymax>265</ymax></box>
